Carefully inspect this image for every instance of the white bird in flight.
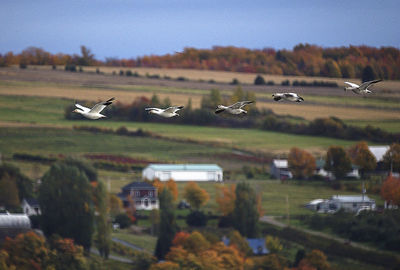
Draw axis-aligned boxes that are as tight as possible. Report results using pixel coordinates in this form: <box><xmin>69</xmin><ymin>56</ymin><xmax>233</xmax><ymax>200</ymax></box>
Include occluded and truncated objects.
<box><xmin>215</xmin><ymin>101</ymin><xmax>254</xmax><ymax>115</ymax></box>
<box><xmin>344</xmin><ymin>79</ymin><xmax>382</xmax><ymax>94</ymax></box>
<box><xmin>272</xmin><ymin>92</ymin><xmax>304</xmax><ymax>102</ymax></box>
<box><xmin>73</xmin><ymin>97</ymin><xmax>115</xmax><ymax>119</ymax></box>
<box><xmin>145</xmin><ymin>106</ymin><xmax>184</xmax><ymax>118</ymax></box>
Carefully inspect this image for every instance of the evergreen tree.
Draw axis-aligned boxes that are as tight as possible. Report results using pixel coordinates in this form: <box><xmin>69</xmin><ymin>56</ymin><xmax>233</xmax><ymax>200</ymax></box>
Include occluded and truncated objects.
<box><xmin>64</xmin><ymin>157</ymin><xmax>98</xmax><ymax>182</ymax></box>
<box><xmin>155</xmin><ymin>188</ymin><xmax>177</xmax><ymax>260</ymax></box>
<box><xmin>94</xmin><ymin>180</ymin><xmax>111</xmax><ymax>259</ymax></box>
<box><xmin>39</xmin><ymin>163</ymin><xmax>94</xmax><ymax>253</ymax></box>
<box><xmin>232</xmin><ymin>182</ymin><xmax>259</xmax><ymax>237</ymax></box>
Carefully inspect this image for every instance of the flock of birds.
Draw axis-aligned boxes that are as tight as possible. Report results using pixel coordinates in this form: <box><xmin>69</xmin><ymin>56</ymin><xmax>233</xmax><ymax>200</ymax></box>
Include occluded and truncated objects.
<box><xmin>72</xmin><ymin>79</ymin><xmax>382</xmax><ymax>120</ymax></box>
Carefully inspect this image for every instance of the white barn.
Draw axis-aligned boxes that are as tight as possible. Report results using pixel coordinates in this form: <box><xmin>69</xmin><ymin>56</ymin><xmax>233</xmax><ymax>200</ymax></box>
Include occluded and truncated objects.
<box><xmin>142</xmin><ymin>164</ymin><xmax>223</xmax><ymax>182</ymax></box>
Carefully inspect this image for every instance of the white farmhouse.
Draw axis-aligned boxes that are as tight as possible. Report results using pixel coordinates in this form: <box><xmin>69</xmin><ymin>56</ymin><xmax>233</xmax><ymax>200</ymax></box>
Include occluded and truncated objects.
<box><xmin>142</xmin><ymin>164</ymin><xmax>223</xmax><ymax>182</ymax></box>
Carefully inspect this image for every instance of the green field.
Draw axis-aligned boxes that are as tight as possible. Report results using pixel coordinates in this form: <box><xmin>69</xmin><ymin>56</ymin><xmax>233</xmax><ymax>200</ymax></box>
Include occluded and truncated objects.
<box><xmin>0</xmin><ymin>94</ymin><xmax>364</xmax><ymax>155</ymax></box>
<box><xmin>112</xmin><ymin>231</ymin><xmax>157</xmax><ymax>253</ymax></box>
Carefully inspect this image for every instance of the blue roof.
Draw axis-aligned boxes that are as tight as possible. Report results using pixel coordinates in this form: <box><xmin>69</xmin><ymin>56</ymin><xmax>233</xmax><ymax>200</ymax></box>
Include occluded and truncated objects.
<box><xmin>146</xmin><ymin>164</ymin><xmax>222</xmax><ymax>171</ymax></box>
<box><xmin>222</xmin><ymin>237</ymin><xmax>269</xmax><ymax>255</ymax></box>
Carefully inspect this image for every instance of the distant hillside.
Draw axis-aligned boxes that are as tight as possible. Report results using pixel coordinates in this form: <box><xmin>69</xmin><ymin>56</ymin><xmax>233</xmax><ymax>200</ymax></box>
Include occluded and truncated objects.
<box><xmin>1</xmin><ymin>44</ymin><xmax>399</xmax><ymax>80</ymax></box>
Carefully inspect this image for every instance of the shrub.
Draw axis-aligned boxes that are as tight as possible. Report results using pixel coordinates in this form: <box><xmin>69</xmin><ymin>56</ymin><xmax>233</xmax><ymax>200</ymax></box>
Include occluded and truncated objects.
<box><xmin>115</xmin><ymin>213</ymin><xmax>133</xmax><ymax>229</ymax></box>
<box><xmin>65</xmin><ymin>64</ymin><xmax>77</xmax><ymax>72</ymax></box>
<box><xmin>266</xmin><ymin>80</ymin><xmax>275</xmax><ymax>85</ymax></box>
<box><xmin>19</xmin><ymin>62</ymin><xmax>27</xmax><ymax>69</ymax></box>
<box><xmin>176</xmin><ymin>76</ymin><xmax>187</xmax><ymax>81</ymax></box>
<box><xmin>126</xmin><ymin>70</ymin><xmax>133</xmax><ymax>76</ymax></box>
<box><xmin>119</xmin><ymin>70</ymin><xmax>124</xmax><ymax>76</ymax></box>
<box><xmin>254</xmin><ymin>75</ymin><xmax>265</xmax><ymax>85</ymax></box>
<box><xmin>231</xmin><ymin>78</ymin><xmax>240</xmax><ymax>85</ymax></box>
<box><xmin>281</xmin><ymin>80</ymin><xmax>290</xmax><ymax>86</ymax></box>
<box><xmin>186</xmin><ymin>210</ymin><xmax>207</xmax><ymax>227</ymax></box>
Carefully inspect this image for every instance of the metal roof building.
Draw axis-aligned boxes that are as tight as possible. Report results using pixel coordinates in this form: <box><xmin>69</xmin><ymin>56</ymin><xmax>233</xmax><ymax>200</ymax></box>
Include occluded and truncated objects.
<box><xmin>0</xmin><ymin>212</ymin><xmax>31</xmax><ymax>241</ymax></box>
<box><xmin>0</xmin><ymin>212</ymin><xmax>31</xmax><ymax>229</ymax></box>
<box><xmin>142</xmin><ymin>164</ymin><xmax>223</xmax><ymax>181</ymax></box>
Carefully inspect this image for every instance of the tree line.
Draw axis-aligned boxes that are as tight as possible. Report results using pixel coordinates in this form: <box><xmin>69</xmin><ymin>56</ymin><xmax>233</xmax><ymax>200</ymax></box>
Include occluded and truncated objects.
<box><xmin>286</xmin><ymin>142</ymin><xmax>400</xmax><ymax>180</ymax></box>
<box><xmin>65</xmin><ymin>89</ymin><xmax>400</xmax><ymax>144</ymax></box>
<box><xmin>1</xmin><ymin>44</ymin><xmax>400</xmax><ymax>80</ymax></box>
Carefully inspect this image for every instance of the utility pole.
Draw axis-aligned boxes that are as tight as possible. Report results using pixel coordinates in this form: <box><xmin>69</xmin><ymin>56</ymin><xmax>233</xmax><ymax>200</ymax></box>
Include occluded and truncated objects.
<box><xmin>286</xmin><ymin>194</ymin><xmax>290</xmax><ymax>226</ymax></box>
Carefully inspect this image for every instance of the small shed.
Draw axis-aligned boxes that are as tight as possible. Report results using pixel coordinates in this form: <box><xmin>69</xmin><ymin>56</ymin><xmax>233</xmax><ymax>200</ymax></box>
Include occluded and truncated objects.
<box><xmin>270</xmin><ymin>159</ymin><xmax>292</xmax><ymax>180</ymax></box>
<box><xmin>142</xmin><ymin>164</ymin><xmax>223</xmax><ymax>182</ymax></box>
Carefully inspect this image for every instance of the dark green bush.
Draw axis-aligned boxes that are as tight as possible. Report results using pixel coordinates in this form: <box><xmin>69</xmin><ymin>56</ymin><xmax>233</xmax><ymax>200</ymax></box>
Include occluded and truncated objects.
<box><xmin>254</xmin><ymin>75</ymin><xmax>265</xmax><ymax>85</ymax></box>
<box><xmin>115</xmin><ymin>213</ymin><xmax>132</xmax><ymax>228</ymax></box>
<box><xmin>186</xmin><ymin>210</ymin><xmax>208</xmax><ymax>227</ymax></box>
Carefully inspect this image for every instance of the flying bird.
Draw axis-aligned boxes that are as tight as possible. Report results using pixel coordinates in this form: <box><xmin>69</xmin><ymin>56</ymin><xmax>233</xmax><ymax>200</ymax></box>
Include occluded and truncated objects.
<box><xmin>344</xmin><ymin>79</ymin><xmax>382</xmax><ymax>94</ymax></box>
<box><xmin>272</xmin><ymin>93</ymin><xmax>304</xmax><ymax>102</ymax></box>
<box><xmin>215</xmin><ymin>101</ymin><xmax>254</xmax><ymax>115</ymax></box>
<box><xmin>145</xmin><ymin>106</ymin><xmax>184</xmax><ymax>118</ymax></box>
<box><xmin>72</xmin><ymin>97</ymin><xmax>115</xmax><ymax>119</ymax></box>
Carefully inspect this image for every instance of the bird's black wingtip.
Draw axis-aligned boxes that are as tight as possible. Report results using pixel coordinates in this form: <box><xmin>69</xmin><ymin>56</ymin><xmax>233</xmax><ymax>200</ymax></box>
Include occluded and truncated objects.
<box><xmin>215</xmin><ymin>109</ymin><xmax>225</xmax><ymax>114</ymax></box>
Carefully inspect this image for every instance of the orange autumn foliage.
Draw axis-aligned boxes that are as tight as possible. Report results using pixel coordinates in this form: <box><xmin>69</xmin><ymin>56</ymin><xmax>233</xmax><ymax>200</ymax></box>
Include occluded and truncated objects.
<box><xmin>183</xmin><ymin>182</ymin><xmax>209</xmax><ymax>210</ymax></box>
<box><xmin>215</xmin><ymin>185</ymin><xmax>236</xmax><ymax>216</ymax></box>
<box><xmin>162</xmin><ymin>231</ymin><xmax>248</xmax><ymax>270</ymax></box>
<box><xmin>381</xmin><ymin>173</ymin><xmax>400</xmax><ymax>206</ymax></box>
<box><xmin>152</xmin><ymin>179</ymin><xmax>178</xmax><ymax>201</ymax></box>
<box><xmin>172</xmin><ymin>231</ymin><xmax>190</xmax><ymax>247</ymax></box>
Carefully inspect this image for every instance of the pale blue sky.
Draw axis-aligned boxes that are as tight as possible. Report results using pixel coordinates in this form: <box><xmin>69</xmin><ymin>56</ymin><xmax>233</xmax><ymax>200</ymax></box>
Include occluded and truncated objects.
<box><xmin>1</xmin><ymin>0</ymin><xmax>399</xmax><ymax>59</ymax></box>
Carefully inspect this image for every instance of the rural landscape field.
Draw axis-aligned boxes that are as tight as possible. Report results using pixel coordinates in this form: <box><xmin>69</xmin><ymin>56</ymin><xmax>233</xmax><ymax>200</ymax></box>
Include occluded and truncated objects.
<box><xmin>1</xmin><ymin>62</ymin><xmax>399</xmax><ymax>269</ymax></box>
<box><xmin>1</xmin><ymin>1</ymin><xmax>400</xmax><ymax>270</ymax></box>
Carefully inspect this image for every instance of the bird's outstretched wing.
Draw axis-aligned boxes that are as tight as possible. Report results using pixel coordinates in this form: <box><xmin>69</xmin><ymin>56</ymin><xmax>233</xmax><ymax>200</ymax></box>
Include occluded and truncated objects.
<box><xmin>75</xmin><ymin>103</ymin><xmax>91</xmax><ymax>113</ymax></box>
<box><xmin>89</xmin><ymin>97</ymin><xmax>115</xmax><ymax>114</ymax></box>
<box><xmin>215</xmin><ymin>107</ymin><xmax>225</xmax><ymax>114</ymax></box>
<box><xmin>164</xmin><ymin>106</ymin><xmax>184</xmax><ymax>113</ymax></box>
<box><xmin>145</xmin><ymin>107</ymin><xmax>162</xmax><ymax>112</ymax></box>
<box><xmin>284</xmin><ymin>93</ymin><xmax>294</xmax><ymax>98</ymax></box>
<box><xmin>344</xmin><ymin>82</ymin><xmax>360</xmax><ymax>88</ymax></box>
<box><xmin>229</xmin><ymin>101</ymin><xmax>254</xmax><ymax>109</ymax></box>
<box><xmin>359</xmin><ymin>79</ymin><xmax>382</xmax><ymax>90</ymax></box>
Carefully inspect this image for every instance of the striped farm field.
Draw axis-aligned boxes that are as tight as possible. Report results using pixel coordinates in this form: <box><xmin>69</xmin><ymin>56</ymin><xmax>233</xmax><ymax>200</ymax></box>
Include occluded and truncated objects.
<box><xmin>0</xmin><ymin>75</ymin><xmax>399</xmax><ymax>121</ymax></box>
<box><xmin>0</xmin><ymin>94</ymin><xmax>360</xmax><ymax>155</ymax></box>
<box><xmin>28</xmin><ymin>65</ymin><xmax>400</xmax><ymax>93</ymax></box>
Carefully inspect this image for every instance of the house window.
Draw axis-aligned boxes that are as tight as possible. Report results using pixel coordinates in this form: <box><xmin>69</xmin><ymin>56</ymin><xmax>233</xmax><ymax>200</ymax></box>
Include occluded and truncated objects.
<box><xmin>135</xmin><ymin>191</ymin><xmax>140</xmax><ymax>197</ymax></box>
<box><xmin>149</xmin><ymin>191</ymin><xmax>153</xmax><ymax>197</ymax></box>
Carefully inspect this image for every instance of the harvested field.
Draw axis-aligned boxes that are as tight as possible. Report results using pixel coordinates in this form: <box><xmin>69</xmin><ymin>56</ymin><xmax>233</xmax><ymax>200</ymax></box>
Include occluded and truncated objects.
<box><xmin>0</xmin><ymin>79</ymin><xmax>399</xmax><ymax>121</ymax></box>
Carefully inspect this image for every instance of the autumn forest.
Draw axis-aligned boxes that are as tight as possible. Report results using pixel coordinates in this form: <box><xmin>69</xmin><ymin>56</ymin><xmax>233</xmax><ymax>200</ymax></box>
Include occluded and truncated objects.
<box><xmin>1</xmin><ymin>44</ymin><xmax>400</xmax><ymax>80</ymax></box>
